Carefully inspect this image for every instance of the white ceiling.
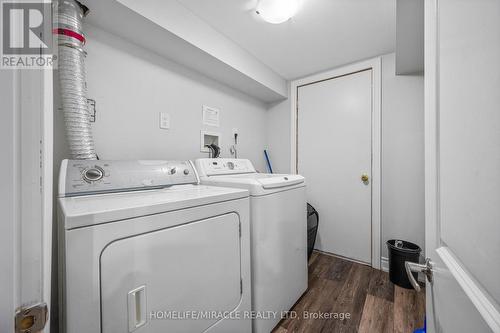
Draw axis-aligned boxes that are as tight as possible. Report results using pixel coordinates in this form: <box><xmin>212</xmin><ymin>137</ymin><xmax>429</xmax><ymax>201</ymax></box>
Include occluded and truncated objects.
<box><xmin>177</xmin><ymin>0</ymin><xmax>396</xmax><ymax>80</ymax></box>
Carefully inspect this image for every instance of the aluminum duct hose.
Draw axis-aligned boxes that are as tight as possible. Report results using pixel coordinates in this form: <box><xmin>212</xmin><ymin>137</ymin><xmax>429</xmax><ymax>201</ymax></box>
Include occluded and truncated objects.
<box><xmin>55</xmin><ymin>0</ymin><xmax>97</xmax><ymax>160</ymax></box>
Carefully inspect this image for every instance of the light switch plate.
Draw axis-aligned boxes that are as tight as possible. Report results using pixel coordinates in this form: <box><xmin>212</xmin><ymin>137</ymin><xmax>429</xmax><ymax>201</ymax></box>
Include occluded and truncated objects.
<box><xmin>159</xmin><ymin>112</ymin><xmax>170</xmax><ymax>129</ymax></box>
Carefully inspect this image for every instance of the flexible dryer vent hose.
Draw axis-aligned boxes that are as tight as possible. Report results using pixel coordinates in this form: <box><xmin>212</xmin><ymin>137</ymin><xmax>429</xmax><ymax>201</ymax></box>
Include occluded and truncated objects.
<box><xmin>55</xmin><ymin>0</ymin><xmax>97</xmax><ymax>160</ymax></box>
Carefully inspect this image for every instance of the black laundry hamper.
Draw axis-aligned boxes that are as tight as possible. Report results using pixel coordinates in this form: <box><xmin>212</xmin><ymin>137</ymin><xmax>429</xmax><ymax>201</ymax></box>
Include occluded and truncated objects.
<box><xmin>307</xmin><ymin>203</ymin><xmax>319</xmax><ymax>260</ymax></box>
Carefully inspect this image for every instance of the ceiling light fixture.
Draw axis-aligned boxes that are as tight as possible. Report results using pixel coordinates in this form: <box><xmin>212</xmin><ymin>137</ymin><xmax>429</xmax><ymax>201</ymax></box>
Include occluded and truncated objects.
<box><xmin>255</xmin><ymin>0</ymin><xmax>300</xmax><ymax>24</ymax></box>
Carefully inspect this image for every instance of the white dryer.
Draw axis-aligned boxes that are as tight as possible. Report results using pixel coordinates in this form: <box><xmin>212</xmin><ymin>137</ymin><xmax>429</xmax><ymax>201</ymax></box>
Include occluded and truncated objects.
<box><xmin>58</xmin><ymin>159</ymin><xmax>252</xmax><ymax>333</ymax></box>
<box><xmin>194</xmin><ymin>158</ymin><xmax>308</xmax><ymax>333</ymax></box>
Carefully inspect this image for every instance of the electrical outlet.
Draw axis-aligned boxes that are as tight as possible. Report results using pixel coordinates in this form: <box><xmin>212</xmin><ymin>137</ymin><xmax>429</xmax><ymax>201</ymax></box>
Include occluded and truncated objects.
<box><xmin>159</xmin><ymin>112</ymin><xmax>170</xmax><ymax>129</ymax></box>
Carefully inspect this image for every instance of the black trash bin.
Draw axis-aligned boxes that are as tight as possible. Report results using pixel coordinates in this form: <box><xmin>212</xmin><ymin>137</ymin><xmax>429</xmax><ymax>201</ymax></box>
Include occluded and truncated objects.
<box><xmin>307</xmin><ymin>203</ymin><xmax>319</xmax><ymax>260</ymax></box>
<box><xmin>386</xmin><ymin>240</ymin><xmax>421</xmax><ymax>289</ymax></box>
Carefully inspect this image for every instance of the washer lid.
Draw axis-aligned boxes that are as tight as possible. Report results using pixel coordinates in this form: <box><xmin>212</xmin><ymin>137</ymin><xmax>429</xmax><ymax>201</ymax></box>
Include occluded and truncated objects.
<box><xmin>58</xmin><ymin>184</ymin><xmax>248</xmax><ymax>230</ymax></box>
<box><xmin>199</xmin><ymin>174</ymin><xmax>305</xmax><ymax>196</ymax></box>
<box><xmin>228</xmin><ymin>173</ymin><xmax>305</xmax><ymax>189</ymax></box>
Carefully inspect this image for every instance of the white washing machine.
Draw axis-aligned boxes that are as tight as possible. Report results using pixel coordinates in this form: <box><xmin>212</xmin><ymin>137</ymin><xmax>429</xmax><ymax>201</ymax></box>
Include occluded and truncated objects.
<box><xmin>58</xmin><ymin>159</ymin><xmax>252</xmax><ymax>333</ymax></box>
<box><xmin>194</xmin><ymin>158</ymin><xmax>308</xmax><ymax>333</ymax></box>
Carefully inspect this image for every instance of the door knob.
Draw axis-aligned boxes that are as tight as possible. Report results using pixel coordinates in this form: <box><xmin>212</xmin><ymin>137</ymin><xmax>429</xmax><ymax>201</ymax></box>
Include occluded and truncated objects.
<box><xmin>361</xmin><ymin>174</ymin><xmax>369</xmax><ymax>183</ymax></box>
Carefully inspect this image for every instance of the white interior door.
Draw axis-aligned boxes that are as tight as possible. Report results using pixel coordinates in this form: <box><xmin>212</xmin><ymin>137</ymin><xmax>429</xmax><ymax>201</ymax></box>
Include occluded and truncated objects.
<box><xmin>424</xmin><ymin>0</ymin><xmax>500</xmax><ymax>331</ymax></box>
<box><xmin>297</xmin><ymin>70</ymin><xmax>373</xmax><ymax>264</ymax></box>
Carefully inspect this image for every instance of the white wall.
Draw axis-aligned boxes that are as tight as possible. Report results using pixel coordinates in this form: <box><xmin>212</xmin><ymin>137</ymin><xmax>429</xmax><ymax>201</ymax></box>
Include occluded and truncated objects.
<box><xmin>266</xmin><ymin>53</ymin><xmax>425</xmax><ymax>261</ymax></box>
<box><xmin>381</xmin><ymin>53</ymin><xmax>424</xmax><ymax>258</ymax></box>
<box><xmin>396</xmin><ymin>0</ymin><xmax>424</xmax><ymax>74</ymax></box>
<box><xmin>54</xmin><ymin>24</ymin><xmax>269</xmax><ymax>174</ymax></box>
<box><xmin>266</xmin><ymin>88</ymin><xmax>291</xmax><ymax>174</ymax></box>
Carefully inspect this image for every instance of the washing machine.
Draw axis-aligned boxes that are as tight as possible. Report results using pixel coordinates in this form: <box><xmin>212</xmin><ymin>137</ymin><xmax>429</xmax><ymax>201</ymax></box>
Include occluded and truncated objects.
<box><xmin>58</xmin><ymin>159</ymin><xmax>252</xmax><ymax>333</ymax></box>
<box><xmin>194</xmin><ymin>158</ymin><xmax>307</xmax><ymax>333</ymax></box>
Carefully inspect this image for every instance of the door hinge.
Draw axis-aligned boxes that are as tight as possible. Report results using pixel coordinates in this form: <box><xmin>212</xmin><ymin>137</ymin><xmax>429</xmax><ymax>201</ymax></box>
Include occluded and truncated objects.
<box><xmin>15</xmin><ymin>302</ymin><xmax>48</xmax><ymax>333</ymax></box>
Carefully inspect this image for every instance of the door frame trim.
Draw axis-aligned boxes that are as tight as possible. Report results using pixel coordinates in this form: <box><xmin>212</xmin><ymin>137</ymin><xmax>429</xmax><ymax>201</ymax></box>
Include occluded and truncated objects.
<box><xmin>424</xmin><ymin>1</ymin><xmax>439</xmax><ymax>329</ymax></box>
<box><xmin>0</xmin><ymin>68</ymin><xmax>53</xmax><ymax>331</ymax></box>
<box><xmin>290</xmin><ymin>57</ymin><xmax>382</xmax><ymax>269</ymax></box>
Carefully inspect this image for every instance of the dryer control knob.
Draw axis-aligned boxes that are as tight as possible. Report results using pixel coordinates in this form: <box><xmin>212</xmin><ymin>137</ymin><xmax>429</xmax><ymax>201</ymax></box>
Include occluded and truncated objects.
<box><xmin>83</xmin><ymin>167</ymin><xmax>103</xmax><ymax>182</ymax></box>
<box><xmin>183</xmin><ymin>169</ymin><xmax>190</xmax><ymax>175</ymax></box>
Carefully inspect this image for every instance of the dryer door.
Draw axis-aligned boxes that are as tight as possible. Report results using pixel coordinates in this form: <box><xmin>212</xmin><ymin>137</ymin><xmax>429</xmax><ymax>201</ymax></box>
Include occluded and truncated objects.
<box><xmin>100</xmin><ymin>213</ymin><xmax>242</xmax><ymax>333</ymax></box>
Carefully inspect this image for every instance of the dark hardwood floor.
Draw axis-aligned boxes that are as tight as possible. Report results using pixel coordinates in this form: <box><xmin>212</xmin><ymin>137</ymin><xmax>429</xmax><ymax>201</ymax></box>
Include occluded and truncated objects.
<box><xmin>273</xmin><ymin>252</ymin><xmax>425</xmax><ymax>333</ymax></box>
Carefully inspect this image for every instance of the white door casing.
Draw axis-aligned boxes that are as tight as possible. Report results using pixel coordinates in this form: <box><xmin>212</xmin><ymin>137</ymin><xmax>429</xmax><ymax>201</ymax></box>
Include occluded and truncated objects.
<box><xmin>0</xmin><ymin>68</ymin><xmax>53</xmax><ymax>332</ymax></box>
<box><xmin>425</xmin><ymin>0</ymin><xmax>500</xmax><ymax>332</ymax></box>
<box><xmin>0</xmin><ymin>67</ymin><xmax>17</xmax><ymax>333</ymax></box>
<box><xmin>291</xmin><ymin>58</ymin><xmax>382</xmax><ymax>269</ymax></box>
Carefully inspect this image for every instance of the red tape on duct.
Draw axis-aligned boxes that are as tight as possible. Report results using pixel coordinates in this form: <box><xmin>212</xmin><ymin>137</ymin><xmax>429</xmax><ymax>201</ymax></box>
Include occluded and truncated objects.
<box><xmin>53</xmin><ymin>28</ymin><xmax>86</xmax><ymax>44</ymax></box>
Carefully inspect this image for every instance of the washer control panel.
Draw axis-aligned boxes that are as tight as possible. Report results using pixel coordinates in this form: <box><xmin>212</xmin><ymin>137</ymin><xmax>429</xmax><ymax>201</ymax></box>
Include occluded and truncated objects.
<box><xmin>59</xmin><ymin>160</ymin><xmax>199</xmax><ymax>197</ymax></box>
<box><xmin>195</xmin><ymin>158</ymin><xmax>256</xmax><ymax>177</ymax></box>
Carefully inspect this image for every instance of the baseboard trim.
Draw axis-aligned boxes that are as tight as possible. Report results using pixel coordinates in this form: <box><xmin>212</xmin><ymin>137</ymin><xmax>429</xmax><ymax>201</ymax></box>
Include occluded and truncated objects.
<box><xmin>381</xmin><ymin>256</ymin><xmax>389</xmax><ymax>272</ymax></box>
<box><xmin>313</xmin><ymin>250</ymin><xmax>371</xmax><ymax>267</ymax></box>
<box><xmin>315</xmin><ymin>253</ymin><xmax>426</xmax><ymax>285</ymax></box>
